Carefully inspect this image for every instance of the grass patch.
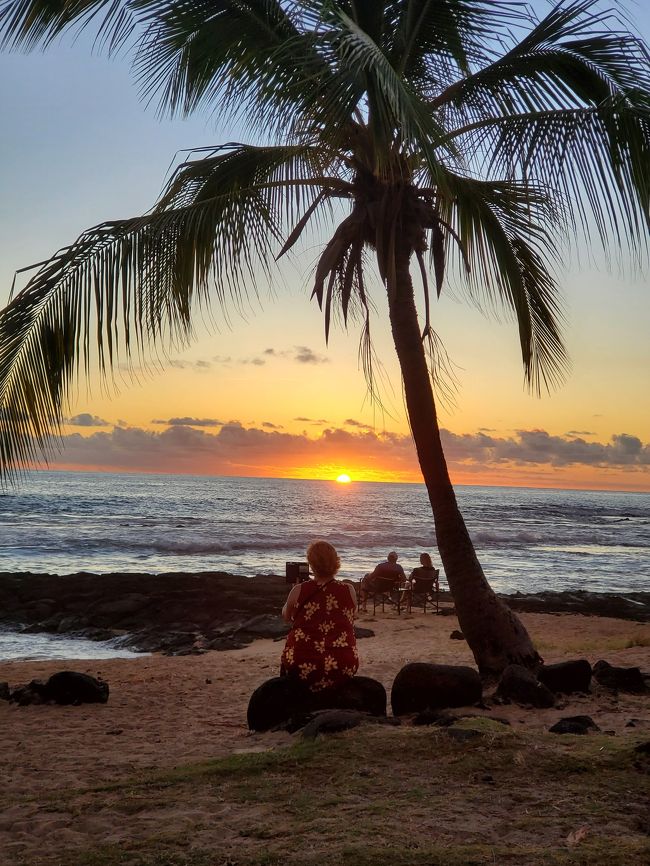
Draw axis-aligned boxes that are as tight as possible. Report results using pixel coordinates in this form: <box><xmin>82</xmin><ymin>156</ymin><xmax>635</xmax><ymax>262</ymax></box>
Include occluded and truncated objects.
<box><xmin>10</xmin><ymin>727</ymin><xmax>650</xmax><ymax>866</ymax></box>
<box><xmin>625</xmin><ymin>632</ymin><xmax>650</xmax><ymax>648</ymax></box>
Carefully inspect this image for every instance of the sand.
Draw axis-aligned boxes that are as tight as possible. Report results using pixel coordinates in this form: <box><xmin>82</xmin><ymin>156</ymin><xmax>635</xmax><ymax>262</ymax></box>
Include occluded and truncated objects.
<box><xmin>0</xmin><ymin>608</ymin><xmax>648</xmax><ymax>864</ymax></box>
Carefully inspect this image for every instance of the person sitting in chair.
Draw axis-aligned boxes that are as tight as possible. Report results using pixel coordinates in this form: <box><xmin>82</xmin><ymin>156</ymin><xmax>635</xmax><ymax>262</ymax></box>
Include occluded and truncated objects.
<box><xmin>405</xmin><ymin>552</ymin><xmax>440</xmax><ymax>613</ymax></box>
<box><xmin>359</xmin><ymin>551</ymin><xmax>406</xmax><ymax>608</ymax></box>
<box><xmin>408</xmin><ymin>552</ymin><xmax>439</xmax><ymax>585</ymax></box>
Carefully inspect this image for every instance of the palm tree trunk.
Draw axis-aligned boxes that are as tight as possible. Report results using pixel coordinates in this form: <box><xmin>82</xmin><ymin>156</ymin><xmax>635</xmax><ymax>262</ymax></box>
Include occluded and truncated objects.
<box><xmin>386</xmin><ymin>239</ymin><xmax>541</xmax><ymax>677</ymax></box>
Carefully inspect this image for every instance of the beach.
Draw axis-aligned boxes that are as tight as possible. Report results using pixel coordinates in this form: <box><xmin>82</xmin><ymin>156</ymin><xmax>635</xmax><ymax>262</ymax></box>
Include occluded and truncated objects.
<box><xmin>1</xmin><ymin>606</ymin><xmax>648</xmax><ymax>865</ymax></box>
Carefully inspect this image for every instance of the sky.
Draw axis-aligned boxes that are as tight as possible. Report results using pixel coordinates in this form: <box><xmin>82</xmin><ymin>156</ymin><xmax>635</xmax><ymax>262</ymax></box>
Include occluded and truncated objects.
<box><xmin>0</xmin><ymin>1</ymin><xmax>648</xmax><ymax>491</ymax></box>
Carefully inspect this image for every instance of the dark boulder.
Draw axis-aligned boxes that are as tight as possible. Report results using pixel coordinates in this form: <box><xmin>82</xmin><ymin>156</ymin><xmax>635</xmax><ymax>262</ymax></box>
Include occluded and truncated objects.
<box><xmin>538</xmin><ymin>659</ymin><xmax>592</xmax><ymax>694</ymax></box>
<box><xmin>44</xmin><ymin>671</ymin><xmax>109</xmax><ymax>705</ymax></box>
<box><xmin>10</xmin><ymin>680</ymin><xmax>48</xmax><ymax>705</ymax></box>
<box><xmin>449</xmin><ymin>630</ymin><xmax>465</xmax><ymax>641</ymax></box>
<box><xmin>353</xmin><ymin>626</ymin><xmax>375</xmax><ymax>639</ymax></box>
<box><xmin>549</xmin><ymin>715</ymin><xmax>600</xmax><ymax>735</ymax></box>
<box><xmin>80</xmin><ymin>627</ymin><xmax>117</xmax><ymax>642</ymax></box>
<box><xmin>593</xmin><ymin>660</ymin><xmax>647</xmax><ymax>694</ymax></box>
<box><xmin>247</xmin><ymin>675</ymin><xmax>387</xmax><ymax>732</ymax></box>
<box><xmin>496</xmin><ymin>665</ymin><xmax>555</xmax><ymax>708</ymax></box>
<box><xmin>0</xmin><ymin>682</ymin><xmax>10</xmax><ymax>701</ymax></box>
<box><xmin>300</xmin><ymin>710</ymin><xmax>368</xmax><ymax>739</ymax></box>
<box><xmin>391</xmin><ymin>663</ymin><xmax>482</xmax><ymax>716</ymax></box>
<box><xmin>247</xmin><ymin>676</ymin><xmax>311</xmax><ymax>732</ymax></box>
<box><xmin>301</xmin><ymin>709</ymin><xmax>366</xmax><ymax>739</ymax></box>
<box><xmin>310</xmin><ymin>675</ymin><xmax>386</xmax><ymax>717</ymax></box>
<box><xmin>56</xmin><ymin>615</ymin><xmax>89</xmax><ymax>633</ymax></box>
<box><xmin>298</xmin><ymin>709</ymin><xmax>399</xmax><ymax>740</ymax></box>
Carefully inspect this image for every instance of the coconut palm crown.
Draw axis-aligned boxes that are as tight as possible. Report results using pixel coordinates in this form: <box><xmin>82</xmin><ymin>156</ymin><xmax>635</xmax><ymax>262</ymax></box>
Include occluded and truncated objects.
<box><xmin>1</xmin><ymin>1</ymin><xmax>648</xmax><ymax>673</ymax></box>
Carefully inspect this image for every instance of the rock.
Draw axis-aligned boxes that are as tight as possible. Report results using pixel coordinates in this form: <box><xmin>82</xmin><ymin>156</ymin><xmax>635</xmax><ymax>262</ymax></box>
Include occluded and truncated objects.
<box><xmin>297</xmin><ymin>709</ymin><xmax>399</xmax><ymax>739</ymax></box>
<box><xmin>353</xmin><ymin>626</ymin><xmax>375</xmax><ymax>639</ymax></box>
<box><xmin>80</xmin><ymin>627</ymin><xmax>117</xmax><ymax>642</ymax></box>
<box><xmin>310</xmin><ymin>676</ymin><xmax>387</xmax><ymax>717</ymax></box>
<box><xmin>449</xmin><ymin>630</ymin><xmax>465</xmax><ymax>641</ymax></box>
<box><xmin>27</xmin><ymin>599</ymin><xmax>56</xmax><ymax>619</ymax></box>
<box><xmin>9</xmin><ymin>671</ymin><xmax>110</xmax><ymax>706</ymax></box>
<box><xmin>247</xmin><ymin>676</ymin><xmax>311</xmax><ymax>732</ymax></box>
<box><xmin>10</xmin><ymin>680</ymin><xmax>49</xmax><ymax>705</ymax></box>
<box><xmin>500</xmin><ymin>590</ymin><xmax>650</xmax><ymax>622</ymax></box>
<box><xmin>391</xmin><ymin>663</ymin><xmax>482</xmax><ymax>716</ymax></box>
<box><xmin>20</xmin><ymin>623</ymin><xmax>48</xmax><ymax>634</ymax></box>
<box><xmin>57</xmin><ymin>615</ymin><xmax>89</xmax><ymax>633</ymax></box>
<box><xmin>549</xmin><ymin>715</ymin><xmax>600</xmax><ymax>735</ymax></box>
<box><xmin>127</xmin><ymin>630</ymin><xmax>200</xmax><ymax>655</ymax></box>
<box><xmin>300</xmin><ymin>709</ymin><xmax>368</xmax><ymax>739</ymax></box>
<box><xmin>42</xmin><ymin>671</ymin><xmax>109</xmax><ymax>705</ymax></box>
<box><xmin>593</xmin><ymin>660</ymin><xmax>647</xmax><ymax>694</ymax></box>
<box><xmin>89</xmin><ymin>594</ymin><xmax>150</xmax><ymax>618</ymax></box>
<box><xmin>36</xmin><ymin>616</ymin><xmax>62</xmax><ymax>633</ymax></box>
<box><xmin>235</xmin><ymin>614</ymin><xmax>289</xmax><ymax>640</ymax></box>
<box><xmin>0</xmin><ymin>681</ymin><xmax>11</xmax><ymax>701</ymax></box>
<box><xmin>538</xmin><ymin>659</ymin><xmax>592</xmax><ymax>694</ymax></box>
<box><xmin>246</xmin><ymin>674</ymin><xmax>387</xmax><ymax>732</ymax></box>
<box><xmin>496</xmin><ymin>665</ymin><xmax>555</xmax><ymax>708</ymax></box>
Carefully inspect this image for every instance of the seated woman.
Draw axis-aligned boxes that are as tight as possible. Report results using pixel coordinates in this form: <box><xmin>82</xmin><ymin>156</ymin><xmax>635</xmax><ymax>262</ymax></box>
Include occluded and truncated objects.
<box><xmin>281</xmin><ymin>540</ymin><xmax>358</xmax><ymax>692</ymax></box>
<box><xmin>409</xmin><ymin>551</ymin><xmax>439</xmax><ymax>584</ymax></box>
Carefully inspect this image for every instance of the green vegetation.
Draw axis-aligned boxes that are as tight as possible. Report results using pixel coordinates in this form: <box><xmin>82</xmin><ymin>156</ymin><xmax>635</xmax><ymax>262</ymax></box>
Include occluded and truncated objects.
<box><xmin>10</xmin><ymin>724</ymin><xmax>649</xmax><ymax>866</ymax></box>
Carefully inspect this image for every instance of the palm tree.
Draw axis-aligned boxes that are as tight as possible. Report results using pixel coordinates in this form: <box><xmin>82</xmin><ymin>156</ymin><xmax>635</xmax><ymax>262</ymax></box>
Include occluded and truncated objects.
<box><xmin>0</xmin><ymin>1</ymin><xmax>648</xmax><ymax>675</ymax></box>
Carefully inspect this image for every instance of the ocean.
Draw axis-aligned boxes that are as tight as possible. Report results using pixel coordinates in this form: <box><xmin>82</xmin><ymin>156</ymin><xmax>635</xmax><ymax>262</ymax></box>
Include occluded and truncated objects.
<box><xmin>1</xmin><ymin>470</ymin><xmax>648</xmax><ymax>592</ymax></box>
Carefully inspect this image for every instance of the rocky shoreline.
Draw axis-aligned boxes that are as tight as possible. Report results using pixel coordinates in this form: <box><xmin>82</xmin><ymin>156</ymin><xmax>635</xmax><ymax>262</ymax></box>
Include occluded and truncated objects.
<box><xmin>1</xmin><ymin>571</ymin><xmax>648</xmax><ymax>655</ymax></box>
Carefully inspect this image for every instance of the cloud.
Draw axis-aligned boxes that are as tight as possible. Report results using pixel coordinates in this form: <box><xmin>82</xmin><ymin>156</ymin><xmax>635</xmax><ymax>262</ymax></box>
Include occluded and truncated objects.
<box><xmin>439</xmin><ymin>429</ymin><xmax>650</xmax><ymax>468</ymax></box>
<box><xmin>67</xmin><ymin>413</ymin><xmax>109</xmax><ymax>427</ymax></box>
<box><xmin>262</xmin><ymin>421</ymin><xmax>283</xmax><ymax>429</ymax></box>
<box><xmin>344</xmin><ymin>418</ymin><xmax>373</xmax><ymax>430</ymax></box>
<box><xmin>169</xmin><ymin>359</ymin><xmax>213</xmax><ymax>371</ymax></box>
<box><xmin>152</xmin><ymin>417</ymin><xmax>224</xmax><ymax>428</ymax></box>
<box><xmin>48</xmin><ymin>424</ymin><xmax>650</xmax><ymax>484</ymax></box>
<box><xmin>294</xmin><ymin>345</ymin><xmax>328</xmax><ymax>364</ymax></box>
<box><xmin>294</xmin><ymin>417</ymin><xmax>328</xmax><ymax>425</ymax></box>
<box><xmin>566</xmin><ymin>430</ymin><xmax>594</xmax><ymax>437</ymax></box>
<box><xmin>212</xmin><ymin>352</ymin><xmax>266</xmax><ymax>366</ymax></box>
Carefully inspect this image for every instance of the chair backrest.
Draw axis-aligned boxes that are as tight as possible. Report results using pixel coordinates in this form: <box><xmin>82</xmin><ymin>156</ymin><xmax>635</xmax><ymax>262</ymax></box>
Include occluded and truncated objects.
<box><xmin>412</xmin><ymin>575</ymin><xmax>437</xmax><ymax>593</ymax></box>
<box><xmin>372</xmin><ymin>575</ymin><xmax>398</xmax><ymax>593</ymax></box>
<box><xmin>374</xmin><ymin>562</ymin><xmax>401</xmax><ymax>580</ymax></box>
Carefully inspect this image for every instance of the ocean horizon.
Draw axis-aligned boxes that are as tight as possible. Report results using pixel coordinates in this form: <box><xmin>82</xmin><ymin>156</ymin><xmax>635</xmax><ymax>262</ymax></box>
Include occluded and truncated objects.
<box><xmin>18</xmin><ymin>465</ymin><xmax>650</xmax><ymax>494</ymax></box>
<box><xmin>2</xmin><ymin>469</ymin><xmax>648</xmax><ymax>594</ymax></box>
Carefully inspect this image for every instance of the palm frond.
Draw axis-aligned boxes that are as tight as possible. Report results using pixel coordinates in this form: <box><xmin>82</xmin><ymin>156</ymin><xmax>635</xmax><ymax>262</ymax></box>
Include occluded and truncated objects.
<box><xmin>134</xmin><ymin>0</ymin><xmax>360</xmax><ymax>136</ymax></box>
<box><xmin>437</xmin><ymin>171</ymin><xmax>570</xmax><ymax>393</ymax></box>
<box><xmin>388</xmin><ymin>0</ymin><xmax>529</xmax><ymax>81</ymax></box>
<box><xmin>0</xmin><ymin>0</ymin><xmax>135</xmax><ymax>52</ymax></box>
<box><xmin>0</xmin><ymin>142</ymin><xmax>335</xmax><ymax>484</ymax></box>
<box><xmin>323</xmin><ymin>4</ymin><xmax>457</xmax><ymax>183</ymax></box>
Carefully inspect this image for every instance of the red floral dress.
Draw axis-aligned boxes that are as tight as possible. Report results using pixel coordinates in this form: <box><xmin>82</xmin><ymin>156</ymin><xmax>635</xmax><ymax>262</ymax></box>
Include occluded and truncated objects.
<box><xmin>281</xmin><ymin>579</ymin><xmax>359</xmax><ymax>692</ymax></box>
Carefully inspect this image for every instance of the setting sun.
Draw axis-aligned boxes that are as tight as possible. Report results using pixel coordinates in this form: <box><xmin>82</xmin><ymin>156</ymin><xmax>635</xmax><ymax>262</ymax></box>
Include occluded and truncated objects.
<box><xmin>336</xmin><ymin>474</ymin><xmax>352</xmax><ymax>484</ymax></box>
